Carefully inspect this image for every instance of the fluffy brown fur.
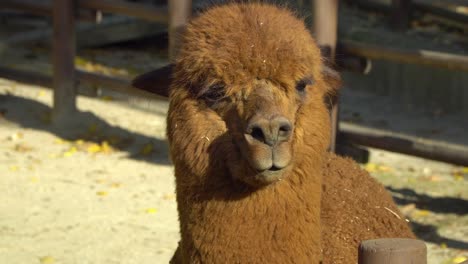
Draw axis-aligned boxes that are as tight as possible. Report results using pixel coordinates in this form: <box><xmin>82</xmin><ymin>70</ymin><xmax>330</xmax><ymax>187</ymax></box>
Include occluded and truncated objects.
<box><xmin>321</xmin><ymin>153</ymin><xmax>415</xmax><ymax>264</ymax></box>
<box><xmin>133</xmin><ymin>3</ymin><xmax>414</xmax><ymax>263</ymax></box>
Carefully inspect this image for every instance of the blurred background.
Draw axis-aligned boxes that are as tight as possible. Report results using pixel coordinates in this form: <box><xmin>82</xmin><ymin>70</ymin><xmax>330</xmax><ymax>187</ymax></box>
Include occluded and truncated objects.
<box><xmin>0</xmin><ymin>0</ymin><xmax>467</xmax><ymax>263</ymax></box>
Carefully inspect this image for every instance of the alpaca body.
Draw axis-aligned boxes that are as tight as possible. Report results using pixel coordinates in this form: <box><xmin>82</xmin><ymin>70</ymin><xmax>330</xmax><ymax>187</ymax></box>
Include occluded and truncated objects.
<box><xmin>131</xmin><ymin>3</ymin><xmax>414</xmax><ymax>264</ymax></box>
<box><xmin>170</xmin><ymin>153</ymin><xmax>414</xmax><ymax>264</ymax></box>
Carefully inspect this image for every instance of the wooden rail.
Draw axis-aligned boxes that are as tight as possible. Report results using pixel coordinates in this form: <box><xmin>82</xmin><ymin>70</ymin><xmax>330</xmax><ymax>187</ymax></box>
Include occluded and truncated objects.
<box><xmin>0</xmin><ymin>66</ymin><xmax>164</xmax><ymax>100</ymax></box>
<box><xmin>340</xmin><ymin>123</ymin><xmax>468</xmax><ymax>166</ymax></box>
<box><xmin>1</xmin><ymin>0</ymin><xmax>50</xmax><ymax>17</ymax></box>
<box><xmin>338</xmin><ymin>40</ymin><xmax>468</xmax><ymax>73</ymax></box>
<box><xmin>0</xmin><ymin>0</ymin><xmax>101</xmax><ymax>22</ymax></box>
<box><xmin>79</xmin><ymin>0</ymin><xmax>168</xmax><ymax>23</ymax></box>
<box><xmin>351</xmin><ymin>0</ymin><xmax>468</xmax><ymax>24</ymax></box>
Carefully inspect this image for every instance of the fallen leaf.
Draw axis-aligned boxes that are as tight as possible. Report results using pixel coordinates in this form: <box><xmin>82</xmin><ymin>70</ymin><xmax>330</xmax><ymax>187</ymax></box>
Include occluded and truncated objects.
<box><xmin>364</xmin><ymin>163</ymin><xmax>377</xmax><ymax>173</ymax></box>
<box><xmin>8</xmin><ymin>132</ymin><xmax>23</xmax><ymax>141</ymax></box>
<box><xmin>100</xmin><ymin>96</ymin><xmax>113</xmax><ymax>101</ymax></box>
<box><xmin>377</xmin><ymin>165</ymin><xmax>393</xmax><ymax>172</ymax></box>
<box><xmin>110</xmin><ymin>182</ymin><xmax>121</xmax><ymax>188</ymax></box>
<box><xmin>9</xmin><ymin>165</ymin><xmax>19</xmax><ymax>171</ymax></box>
<box><xmin>39</xmin><ymin>256</ymin><xmax>55</xmax><ymax>264</ymax></box>
<box><xmin>145</xmin><ymin>208</ymin><xmax>157</xmax><ymax>214</ymax></box>
<box><xmin>100</xmin><ymin>141</ymin><xmax>112</xmax><ymax>153</ymax></box>
<box><xmin>88</xmin><ymin>124</ymin><xmax>98</xmax><ymax>134</ymax></box>
<box><xmin>440</xmin><ymin>242</ymin><xmax>447</xmax><ymax>249</ymax></box>
<box><xmin>37</xmin><ymin>90</ymin><xmax>46</xmax><ymax>98</ymax></box>
<box><xmin>162</xmin><ymin>193</ymin><xmax>176</xmax><ymax>200</ymax></box>
<box><xmin>14</xmin><ymin>143</ymin><xmax>34</xmax><ymax>152</ymax></box>
<box><xmin>96</xmin><ymin>191</ymin><xmax>108</xmax><ymax>196</ymax></box>
<box><xmin>140</xmin><ymin>143</ymin><xmax>154</xmax><ymax>155</ymax></box>
<box><xmin>87</xmin><ymin>143</ymin><xmax>102</xmax><ymax>153</ymax></box>
<box><xmin>453</xmin><ymin>256</ymin><xmax>467</xmax><ymax>263</ymax></box>
<box><xmin>63</xmin><ymin>146</ymin><xmax>77</xmax><ymax>157</ymax></box>
<box><xmin>412</xmin><ymin>209</ymin><xmax>431</xmax><ymax>218</ymax></box>
<box><xmin>54</xmin><ymin>139</ymin><xmax>67</xmax><ymax>145</ymax></box>
<box><xmin>30</xmin><ymin>176</ymin><xmax>39</xmax><ymax>183</ymax></box>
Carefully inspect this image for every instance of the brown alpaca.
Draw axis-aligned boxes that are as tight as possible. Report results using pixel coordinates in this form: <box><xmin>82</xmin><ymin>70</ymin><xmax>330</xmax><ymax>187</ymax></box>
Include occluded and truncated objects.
<box><xmin>133</xmin><ymin>3</ymin><xmax>414</xmax><ymax>263</ymax></box>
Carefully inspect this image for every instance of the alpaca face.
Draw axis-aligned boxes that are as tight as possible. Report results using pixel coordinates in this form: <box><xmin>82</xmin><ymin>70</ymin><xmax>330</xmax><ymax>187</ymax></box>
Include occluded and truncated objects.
<box><xmin>134</xmin><ymin>4</ymin><xmax>339</xmax><ymax>188</ymax></box>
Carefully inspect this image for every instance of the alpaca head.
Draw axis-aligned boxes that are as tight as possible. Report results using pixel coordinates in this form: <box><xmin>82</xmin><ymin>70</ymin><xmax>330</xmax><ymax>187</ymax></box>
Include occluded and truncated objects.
<box><xmin>133</xmin><ymin>3</ymin><xmax>340</xmax><ymax>188</ymax></box>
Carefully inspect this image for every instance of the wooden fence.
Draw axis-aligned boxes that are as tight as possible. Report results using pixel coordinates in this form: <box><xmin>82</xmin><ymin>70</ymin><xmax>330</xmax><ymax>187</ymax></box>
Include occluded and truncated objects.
<box><xmin>6</xmin><ymin>0</ymin><xmax>467</xmax><ymax>262</ymax></box>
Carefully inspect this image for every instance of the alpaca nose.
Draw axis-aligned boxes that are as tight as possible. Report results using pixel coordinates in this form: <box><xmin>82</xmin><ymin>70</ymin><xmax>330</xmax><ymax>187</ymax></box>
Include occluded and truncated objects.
<box><xmin>245</xmin><ymin>116</ymin><xmax>293</xmax><ymax>146</ymax></box>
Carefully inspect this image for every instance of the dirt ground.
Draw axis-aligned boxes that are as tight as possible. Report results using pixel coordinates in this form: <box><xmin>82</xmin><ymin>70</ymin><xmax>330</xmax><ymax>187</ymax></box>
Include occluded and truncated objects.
<box><xmin>0</xmin><ymin>81</ymin><xmax>178</xmax><ymax>264</ymax></box>
<box><xmin>1</xmin><ymin>78</ymin><xmax>467</xmax><ymax>264</ymax></box>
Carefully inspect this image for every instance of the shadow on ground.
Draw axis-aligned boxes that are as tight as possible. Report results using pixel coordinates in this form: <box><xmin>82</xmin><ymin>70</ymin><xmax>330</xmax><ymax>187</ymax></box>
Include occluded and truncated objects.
<box><xmin>0</xmin><ymin>94</ymin><xmax>170</xmax><ymax>165</ymax></box>
<box><xmin>387</xmin><ymin>186</ymin><xmax>468</xmax><ymax>250</ymax></box>
<box><xmin>410</xmin><ymin>221</ymin><xmax>468</xmax><ymax>250</ymax></box>
<box><xmin>388</xmin><ymin>186</ymin><xmax>468</xmax><ymax>215</ymax></box>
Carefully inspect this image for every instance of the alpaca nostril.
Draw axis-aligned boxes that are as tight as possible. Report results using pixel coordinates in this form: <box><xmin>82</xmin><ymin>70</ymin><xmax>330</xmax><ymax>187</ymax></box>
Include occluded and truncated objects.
<box><xmin>276</xmin><ymin>118</ymin><xmax>293</xmax><ymax>142</ymax></box>
<box><xmin>278</xmin><ymin>123</ymin><xmax>292</xmax><ymax>138</ymax></box>
<box><xmin>250</xmin><ymin>126</ymin><xmax>266</xmax><ymax>143</ymax></box>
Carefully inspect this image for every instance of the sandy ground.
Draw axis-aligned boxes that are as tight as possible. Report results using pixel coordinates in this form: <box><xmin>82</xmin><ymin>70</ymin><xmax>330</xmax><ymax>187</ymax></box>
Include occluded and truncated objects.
<box><xmin>0</xmin><ymin>80</ymin><xmax>178</xmax><ymax>264</ymax></box>
<box><xmin>1</xmin><ymin>79</ymin><xmax>467</xmax><ymax>264</ymax></box>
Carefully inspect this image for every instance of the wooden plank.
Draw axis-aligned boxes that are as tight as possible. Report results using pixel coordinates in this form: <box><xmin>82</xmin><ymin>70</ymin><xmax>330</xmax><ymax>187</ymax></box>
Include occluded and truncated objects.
<box><xmin>312</xmin><ymin>0</ymin><xmax>339</xmax><ymax>152</ymax></box>
<box><xmin>79</xmin><ymin>0</ymin><xmax>168</xmax><ymax>23</ymax></box>
<box><xmin>0</xmin><ymin>0</ymin><xmax>101</xmax><ymax>22</ymax></box>
<box><xmin>52</xmin><ymin>0</ymin><xmax>77</xmax><ymax>123</ymax></box>
<box><xmin>0</xmin><ymin>66</ymin><xmax>52</xmax><ymax>87</ymax></box>
<box><xmin>359</xmin><ymin>238</ymin><xmax>426</xmax><ymax>264</ymax></box>
<box><xmin>391</xmin><ymin>0</ymin><xmax>412</xmax><ymax>30</ymax></box>
<box><xmin>4</xmin><ymin>17</ymin><xmax>165</xmax><ymax>49</ymax></box>
<box><xmin>168</xmin><ymin>0</ymin><xmax>191</xmax><ymax>60</ymax></box>
<box><xmin>340</xmin><ymin>122</ymin><xmax>468</xmax><ymax>166</ymax></box>
<box><xmin>339</xmin><ymin>40</ymin><xmax>468</xmax><ymax>72</ymax></box>
<box><xmin>0</xmin><ymin>66</ymin><xmax>165</xmax><ymax>100</ymax></box>
<box><xmin>0</xmin><ymin>0</ymin><xmax>50</xmax><ymax>17</ymax></box>
<box><xmin>353</xmin><ymin>0</ymin><xmax>468</xmax><ymax>24</ymax></box>
<box><xmin>76</xmin><ymin>70</ymin><xmax>166</xmax><ymax>99</ymax></box>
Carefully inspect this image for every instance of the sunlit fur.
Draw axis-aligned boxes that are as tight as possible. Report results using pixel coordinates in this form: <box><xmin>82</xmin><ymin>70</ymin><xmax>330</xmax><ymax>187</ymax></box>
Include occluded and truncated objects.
<box><xmin>164</xmin><ymin>3</ymin><xmax>414</xmax><ymax>263</ymax></box>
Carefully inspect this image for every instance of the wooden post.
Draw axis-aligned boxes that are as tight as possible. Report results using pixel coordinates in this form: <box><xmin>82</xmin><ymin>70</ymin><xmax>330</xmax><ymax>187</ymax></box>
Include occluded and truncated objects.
<box><xmin>359</xmin><ymin>238</ymin><xmax>427</xmax><ymax>264</ymax></box>
<box><xmin>52</xmin><ymin>0</ymin><xmax>76</xmax><ymax>123</ymax></box>
<box><xmin>168</xmin><ymin>0</ymin><xmax>191</xmax><ymax>61</ymax></box>
<box><xmin>391</xmin><ymin>0</ymin><xmax>412</xmax><ymax>31</ymax></box>
<box><xmin>312</xmin><ymin>0</ymin><xmax>339</xmax><ymax>152</ymax></box>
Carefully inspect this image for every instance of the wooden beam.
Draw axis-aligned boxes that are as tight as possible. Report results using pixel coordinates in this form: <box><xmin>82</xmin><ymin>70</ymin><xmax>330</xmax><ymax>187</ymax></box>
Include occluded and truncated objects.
<box><xmin>338</xmin><ymin>40</ymin><xmax>468</xmax><ymax>73</ymax></box>
<box><xmin>312</xmin><ymin>0</ymin><xmax>339</xmax><ymax>152</ymax></box>
<box><xmin>0</xmin><ymin>0</ymin><xmax>101</xmax><ymax>22</ymax></box>
<box><xmin>78</xmin><ymin>0</ymin><xmax>168</xmax><ymax>23</ymax></box>
<box><xmin>359</xmin><ymin>238</ymin><xmax>427</xmax><ymax>264</ymax></box>
<box><xmin>168</xmin><ymin>0</ymin><xmax>191</xmax><ymax>61</ymax></box>
<box><xmin>76</xmin><ymin>70</ymin><xmax>166</xmax><ymax>99</ymax></box>
<box><xmin>52</xmin><ymin>0</ymin><xmax>77</xmax><ymax>123</ymax></box>
<box><xmin>390</xmin><ymin>0</ymin><xmax>412</xmax><ymax>30</ymax></box>
<box><xmin>352</xmin><ymin>0</ymin><xmax>468</xmax><ymax>24</ymax></box>
<box><xmin>0</xmin><ymin>66</ymin><xmax>52</xmax><ymax>87</ymax></box>
<box><xmin>340</xmin><ymin>122</ymin><xmax>468</xmax><ymax>166</ymax></box>
<box><xmin>0</xmin><ymin>0</ymin><xmax>50</xmax><ymax>17</ymax></box>
<box><xmin>0</xmin><ymin>66</ymin><xmax>165</xmax><ymax>100</ymax></box>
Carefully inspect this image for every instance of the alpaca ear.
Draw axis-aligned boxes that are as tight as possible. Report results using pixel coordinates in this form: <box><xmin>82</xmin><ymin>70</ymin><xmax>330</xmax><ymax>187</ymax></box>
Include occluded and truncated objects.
<box><xmin>131</xmin><ymin>64</ymin><xmax>174</xmax><ymax>97</ymax></box>
<box><xmin>322</xmin><ymin>65</ymin><xmax>342</xmax><ymax>108</ymax></box>
<box><xmin>322</xmin><ymin>65</ymin><xmax>341</xmax><ymax>92</ymax></box>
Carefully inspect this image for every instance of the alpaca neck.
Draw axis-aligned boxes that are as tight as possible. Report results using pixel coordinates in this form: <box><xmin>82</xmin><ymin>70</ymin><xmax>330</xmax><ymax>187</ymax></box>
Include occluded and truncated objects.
<box><xmin>176</xmin><ymin>163</ymin><xmax>323</xmax><ymax>263</ymax></box>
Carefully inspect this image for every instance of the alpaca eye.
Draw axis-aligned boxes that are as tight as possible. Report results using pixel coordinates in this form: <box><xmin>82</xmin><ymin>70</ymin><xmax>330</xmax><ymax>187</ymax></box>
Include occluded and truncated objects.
<box><xmin>202</xmin><ymin>83</ymin><xmax>226</xmax><ymax>103</ymax></box>
<box><xmin>296</xmin><ymin>78</ymin><xmax>313</xmax><ymax>94</ymax></box>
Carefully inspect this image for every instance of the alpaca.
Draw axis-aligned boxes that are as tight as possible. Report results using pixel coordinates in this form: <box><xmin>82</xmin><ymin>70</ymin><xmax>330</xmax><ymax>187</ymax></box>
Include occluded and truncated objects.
<box><xmin>133</xmin><ymin>3</ymin><xmax>414</xmax><ymax>263</ymax></box>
